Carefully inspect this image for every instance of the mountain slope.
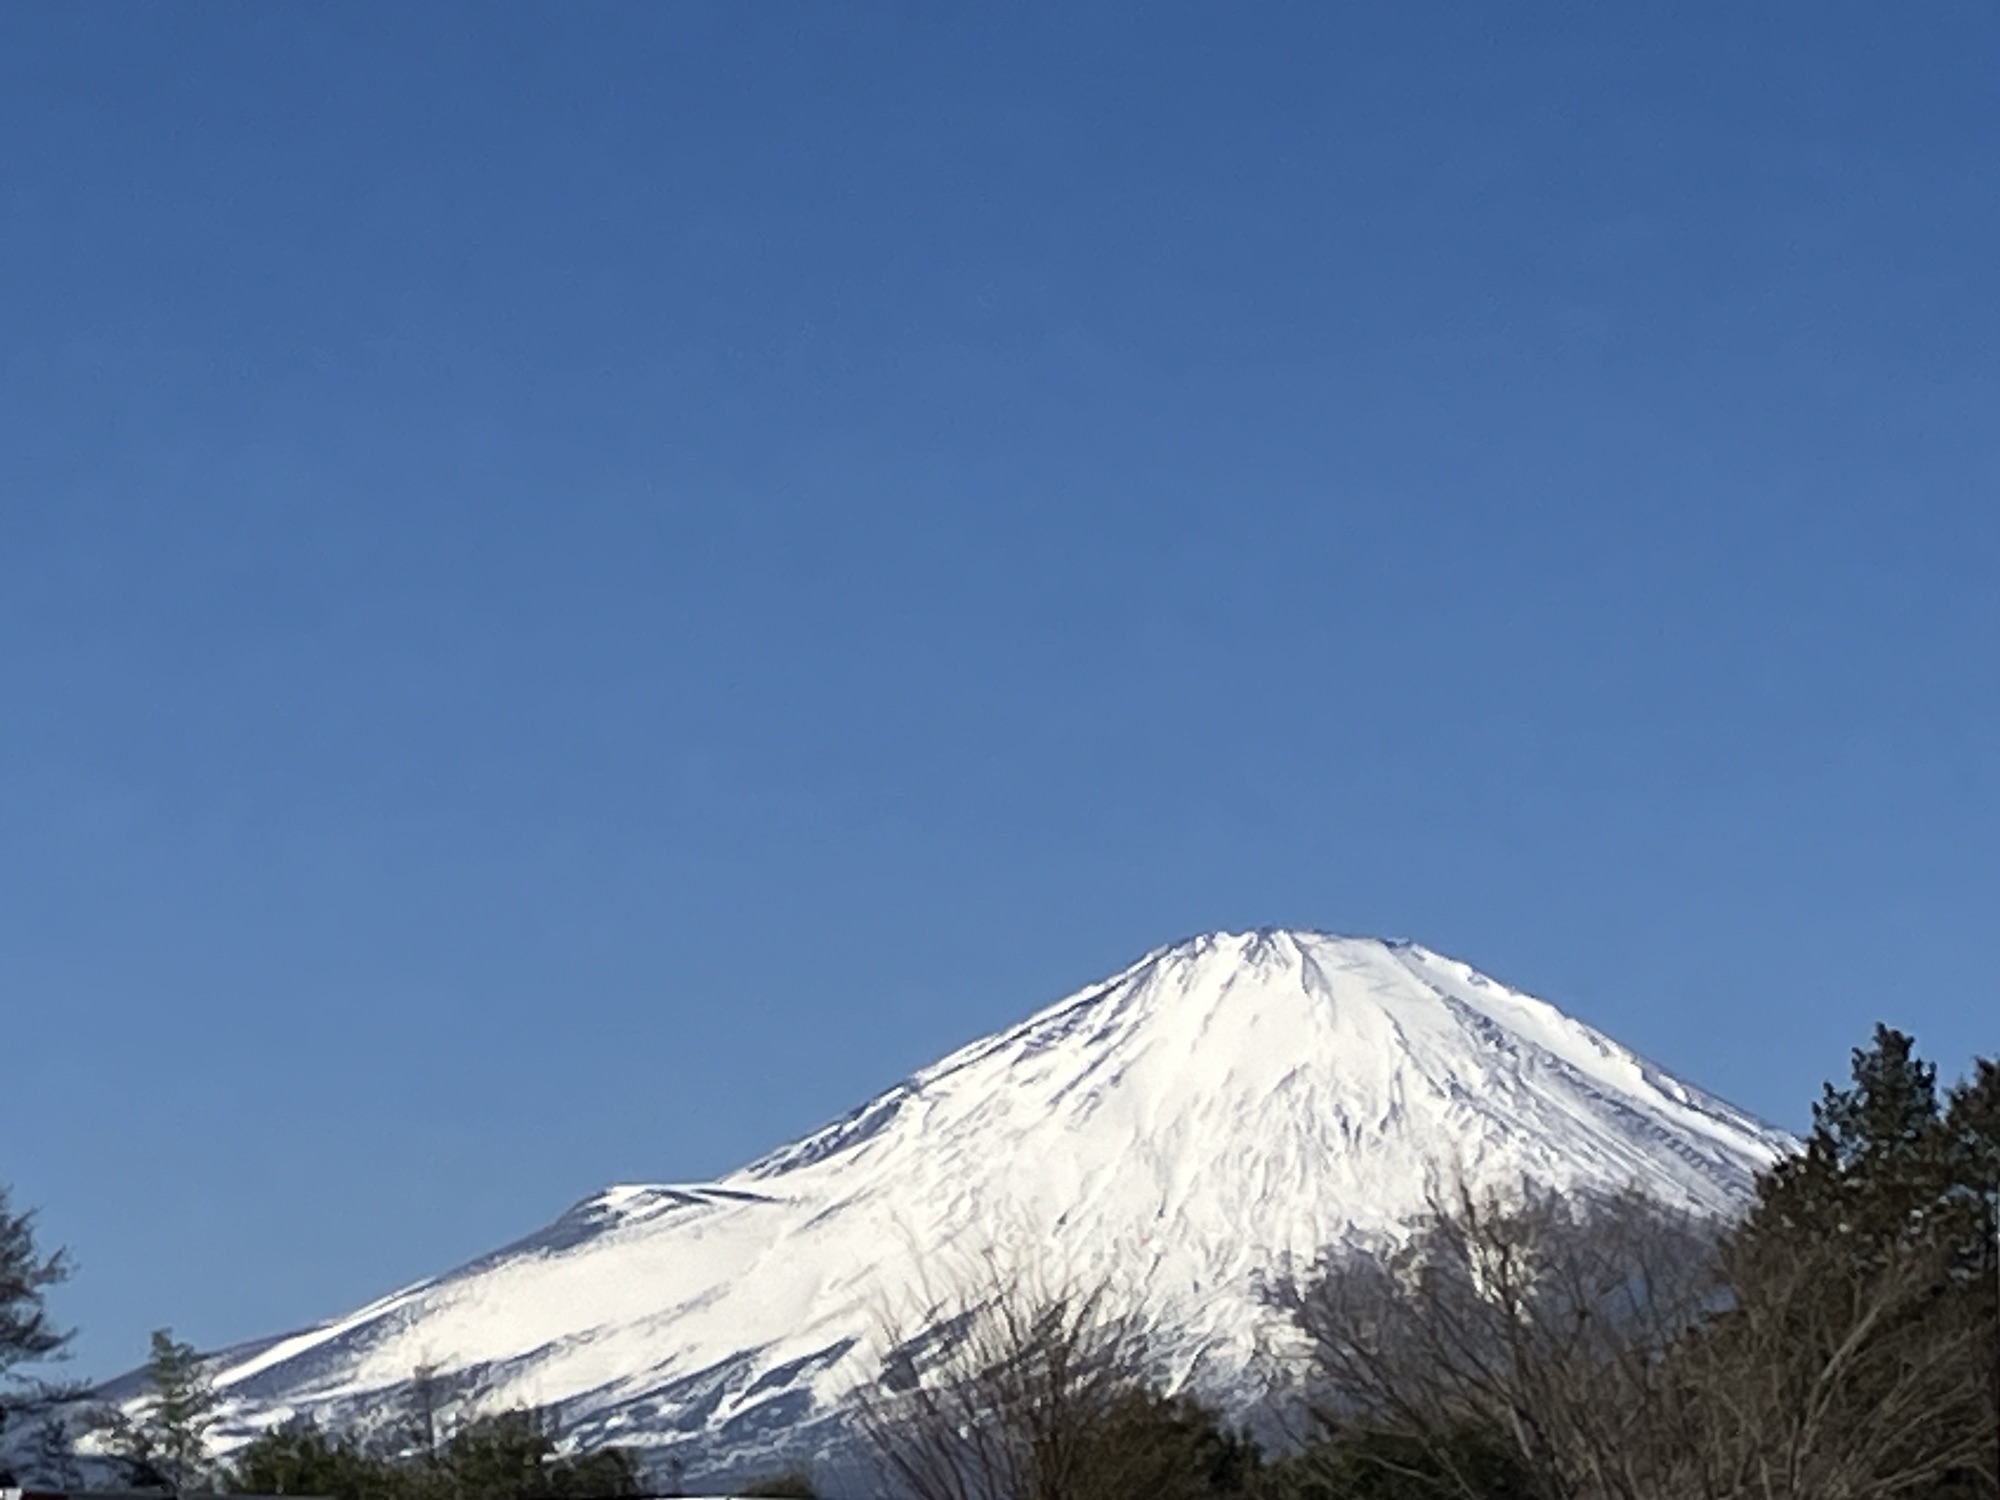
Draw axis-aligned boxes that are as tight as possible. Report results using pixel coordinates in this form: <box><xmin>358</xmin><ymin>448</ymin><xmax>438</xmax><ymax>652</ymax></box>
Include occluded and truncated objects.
<box><xmin>164</xmin><ymin>932</ymin><xmax>1794</xmax><ymax>1481</ymax></box>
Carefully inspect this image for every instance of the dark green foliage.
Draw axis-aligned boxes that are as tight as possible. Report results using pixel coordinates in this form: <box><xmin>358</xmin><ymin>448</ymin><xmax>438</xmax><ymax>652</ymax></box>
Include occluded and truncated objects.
<box><xmin>1259</xmin><ymin>1425</ymin><xmax>1534</xmax><ymax>1500</ymax></box>
<box><xmin>736</xmin><ymin>1469</ymin><xmax>816</xmax><ymax>1498</ymax></box>
<box><xmin>1064</xmin><ymin>1390</ymin><xmax>1259</xmax><ymax>1500</ymax></box>
<box><xmin>440</xmin><ymin>1409</ymin><xmax>642</xmax><ymax>1500</ymax></box>
<box><xmin>539</xmin><ymin>1442</ymin><xmax>644</xmax><ymax>1500</ymax></box>
<box><xmin>1753</xmin><ymin>1025</ymin><xmax>1952</xmax><ymax>1258</ymax></box>
<box><xmin>0</xmin><ymin>1184</ymin><xmax>69</xmax><ymax>1380</ymax></box>
<box><xmin>227</xmin><ymin>1420</ymin><xmax>387</xmax><ymax>1498</ymax></box>
<box><xmin>223</xmin><ymin>1408</ymin><xmax>642</xmax><ymax>1500</ymax></box>
<box><xmin>435</xmin><ymin>1410</ymin><xmax>559</xmax><ymax>1500</ymax></box>
<box><xmin>1747</xmin><ymin>1024</ymin><xmax>2000</xmax><ymax>1293</ymax></box>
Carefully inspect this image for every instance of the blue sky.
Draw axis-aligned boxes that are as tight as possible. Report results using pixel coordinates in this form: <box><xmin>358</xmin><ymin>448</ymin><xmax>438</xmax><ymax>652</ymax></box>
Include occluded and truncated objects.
<box><xmin>2</xmin><ymin>4</ymin><xmax>1994</xmax><ymax>1378</ymax></box>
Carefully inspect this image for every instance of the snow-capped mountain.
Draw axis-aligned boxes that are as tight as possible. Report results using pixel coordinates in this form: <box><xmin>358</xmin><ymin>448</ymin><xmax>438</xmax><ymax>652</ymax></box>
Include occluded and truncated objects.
<box><xmin>135</xmin><ymin>932</ymin><xmax>1794</xmax><ymax>1483</ymax></box>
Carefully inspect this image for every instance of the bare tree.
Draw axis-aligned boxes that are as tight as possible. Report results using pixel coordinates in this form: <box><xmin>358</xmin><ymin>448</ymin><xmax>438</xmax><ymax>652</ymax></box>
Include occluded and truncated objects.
<box><xmin>1275</xmin><ymin>1173</ymin><xmax>1999</xmax><ymax>1500</ymax></box>
<box><xmin>1270</xmin><ymin>1183</ymin><xmax>1722</xmax><ymax>1500</ymax></box>
<box><xmin>857</xmin><ymin>1253</ymin><xmax>1249</xmax><ymax>1500</ymax></box>
<box><xmin>1673</xmin><ymin>1227</ymin><xmax>1996</xmax><ymax>1500</ymax></box>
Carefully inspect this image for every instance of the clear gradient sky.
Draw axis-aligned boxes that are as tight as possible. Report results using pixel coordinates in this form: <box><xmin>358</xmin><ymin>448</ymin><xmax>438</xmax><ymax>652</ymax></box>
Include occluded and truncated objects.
<box><xmin>3</xmin><ymin>4</ymin><xmax>1995</xmax><ymax>1378</ymax></box>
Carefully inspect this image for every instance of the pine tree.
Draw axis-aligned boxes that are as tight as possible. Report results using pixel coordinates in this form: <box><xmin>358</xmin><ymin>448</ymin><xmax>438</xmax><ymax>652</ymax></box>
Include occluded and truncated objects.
<box><xmin>0</xmin><ymin>1185</ymin><xmax>71</xmax><ymax>1486</ymax></box>
<box><xmin>0</xmin><ymin>1183</ymin><xmax>70</xmax><ymax>1380</ymax></box>
<box><xmin>1751</xmin><ymin>1024</ymin><xmax>1951</xmax><ymax>1258</ymax></box>
<box><xmin>136</xmin><ymin>1327</ymin><xmax>221</xmax><ymax>1491</ymax></box>
<box><xmin>1716</xmin><ymin>1026</ymin><xmax>2000</xmax><ymax>1498</ymax></box>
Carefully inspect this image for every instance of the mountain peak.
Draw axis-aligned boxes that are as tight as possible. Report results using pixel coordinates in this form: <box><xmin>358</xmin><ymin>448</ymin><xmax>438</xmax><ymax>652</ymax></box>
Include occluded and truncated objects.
<box><xmin>138</xmin><ymin>933</ymin><xmax>1791</xmax><ymax>1487</ymax></box>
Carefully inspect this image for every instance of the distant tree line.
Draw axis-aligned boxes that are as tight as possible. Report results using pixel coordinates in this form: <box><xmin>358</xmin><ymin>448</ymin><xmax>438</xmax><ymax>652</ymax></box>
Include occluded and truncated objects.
<box><xmin>6</xmin><ymin>1022</ymin><xmax>1998</xmax><ymax>1500</ymax></box>
<box><xmin>221</xmin><ymin>1403</ymin><xmax>645</xmax><ymax>1500</ymax></box>
<box><xmin>13</xmin><ymin>1323</ymin><xmax>650</xmax><ymax>1500</ymax></box>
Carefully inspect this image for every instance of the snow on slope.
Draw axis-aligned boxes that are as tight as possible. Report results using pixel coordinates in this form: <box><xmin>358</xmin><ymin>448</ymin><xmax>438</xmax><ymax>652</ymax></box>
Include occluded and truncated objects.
<box><xmin>176</xmin><ymin>931</ymin><xmax>1792</xmax><ymax>1481</ymax></box>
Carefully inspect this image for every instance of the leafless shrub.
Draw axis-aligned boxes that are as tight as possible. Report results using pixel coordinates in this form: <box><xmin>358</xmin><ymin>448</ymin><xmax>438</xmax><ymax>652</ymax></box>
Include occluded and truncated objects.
<box><xmin>1270</xmin><ymin>1183</ymin><xmax>1718</xmax><ymax>1500</ymax></box>
<box><xmin>1675</xmin><ymin>1226</ymin><xmax>1995</xmax><ymax>1500</ymax></box>
<box><xmin>1273</xmin><ymin>1176</ymin><xmax>1998</xmax><ymax>1500</ymax></box>
<box><xmin>857</xmin><ymin>1252</ymin><xmax>1250</xmax><ymax>1500</ymax></box>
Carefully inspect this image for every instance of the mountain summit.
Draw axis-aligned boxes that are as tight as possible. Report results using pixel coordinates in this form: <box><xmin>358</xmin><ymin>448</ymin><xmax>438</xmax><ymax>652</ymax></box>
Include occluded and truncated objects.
<box><xmin>180</xmin><ymin>931</ymin><xmax>1791</xmax><ymax>1480</ymax></box>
